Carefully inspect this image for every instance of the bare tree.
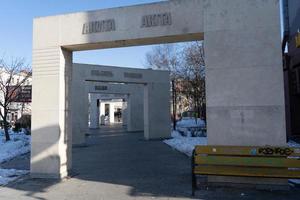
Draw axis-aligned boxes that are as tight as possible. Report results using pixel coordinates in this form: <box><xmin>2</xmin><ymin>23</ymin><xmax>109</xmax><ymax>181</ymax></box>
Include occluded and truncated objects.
<box><xmin>180</xmin><ymin>41</ymin><xmax>206</xmax><ymax>120</ymax></box>
<box><xmin>0</xmin><ymin>57</ymin><xmax>31</xmax><ymax>141</ymax></box>
<box><xmin>145</xmin><ymin>44</ymin><xmax>183</xmax><ymax>129</ymax></box>
<box><xmin>145</xmin><ymin>44</ymin><xmax>182</xmax><ymax>79</ymax></box>
<box><xmin>145</xmin><ymin>41</ymin><xmax>206</xmax><ymax>121</ymax></box>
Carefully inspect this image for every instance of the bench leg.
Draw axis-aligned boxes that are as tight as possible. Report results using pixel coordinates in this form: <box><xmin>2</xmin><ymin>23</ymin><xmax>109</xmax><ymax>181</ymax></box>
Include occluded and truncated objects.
<box><xmin>191</xmin><ymin>149</ymin><xmax>197</xmax><ymax>196</ymax></box>
<box><xmin>192</xmin><ymin>173</ymin><xmax>197</xmax><ymax>196</ymax></box>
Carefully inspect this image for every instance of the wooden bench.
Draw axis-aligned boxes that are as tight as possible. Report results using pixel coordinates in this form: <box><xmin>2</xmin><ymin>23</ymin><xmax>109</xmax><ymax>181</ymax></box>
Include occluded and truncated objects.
<box><xmin>192</xmin><ymin>145</ymin><xmax>300</xmax><ymax>195</ymax></box>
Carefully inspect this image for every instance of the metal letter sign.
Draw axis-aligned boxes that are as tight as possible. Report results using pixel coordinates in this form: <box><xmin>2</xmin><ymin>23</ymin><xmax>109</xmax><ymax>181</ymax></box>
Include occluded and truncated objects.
<box><xmin>82</xmin><ymin>19</ymin><xmax>116</xmax><ymax>34</ymax></box>
<box><xmin>141</xmin><ymin>12</ymin><xmax>172</xmax><ymax>28</ymax></box>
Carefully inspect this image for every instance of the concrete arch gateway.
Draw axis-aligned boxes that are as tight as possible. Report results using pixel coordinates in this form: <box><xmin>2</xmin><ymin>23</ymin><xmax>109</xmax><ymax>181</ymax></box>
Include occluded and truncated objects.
<box><xmin>32</xmin><ymin>0</ymin><xmax>285</xmax><ymax>179</ymax></box>
<box><xmin>71</xmin><ymin>63</ymin><xmax>170</xmax><ymax>146</ymax></box>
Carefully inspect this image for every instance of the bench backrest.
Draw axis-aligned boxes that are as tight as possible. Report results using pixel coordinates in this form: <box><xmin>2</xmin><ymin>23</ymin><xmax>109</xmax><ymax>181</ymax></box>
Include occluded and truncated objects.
<box><xmin>193</xmin><ymin>145</ymin><xmax>300</xmax><ymax>178</ymax></box>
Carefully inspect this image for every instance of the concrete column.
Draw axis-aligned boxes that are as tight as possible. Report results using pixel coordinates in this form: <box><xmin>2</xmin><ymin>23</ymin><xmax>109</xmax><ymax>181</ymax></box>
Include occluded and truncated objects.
<box><xmin>127</xmin><ymin>96</ymin><xmax>132</xmax><ymax>131</ymax></box>
<box><xmin>144</xmin><ymin>82</ymin><xmax>171</xmax><ymax>139</ymax></box>
<box><xmin>109</xmin><ymin>103</ymin><xmax>115</xmax><ymax>124</ymax></box>
<box><xmin>127</xmin><ymin>91</ymin><xmax>144</xmax><ymax>132</ymax></box>
<box><xmin>122</xmin><ymin>100</ymin><xmax>128</xmax><ymax>126</ymax></box>
<box><xmin>132</xmin><ymin>91</ymin><xmax>144</xmax><ymax>131</ymax></box>
<box><xmin>89</xmin><ymin>95</ymin><xmax>99</xmax><ymax>129</ymax></box>
<box><xmin>99</xmin><ymin>102</ymin><xmax>105</xmax><ymax>125</ymax></box>
<box><xmin>100</xmin><ymin>102</ymin><xmax>105</xmax><ymax>118</ymax></box>
<box><xmin>204</xmin><ymin>0</ymin><xmax>286</xmax><ymax>146</ymax></box>
<box><xmin>31</xmin><ymin>47</ymin><xmax>72</xmax><ymax>178</ymax></box>
<box><xmin>72</xmin><ymin>65</ymin><xmax>88</xmax><ymax>146</ymax></box>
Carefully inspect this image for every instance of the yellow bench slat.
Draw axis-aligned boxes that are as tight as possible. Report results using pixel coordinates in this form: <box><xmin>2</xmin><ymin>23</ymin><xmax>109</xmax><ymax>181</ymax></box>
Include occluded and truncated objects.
<box><xmin>194</xmin><ymin>165</ymin><xmax>300</xmax><ymax>178</ymax></box>
<box><xmin>195</xmin><ymin>146</ymin><xmax>300</xmax><ymax>157</ymax></box>
<box><xmin>195</xmin><ymin>155</ymin><xmax>300</xmax><ymax>168</ymax></box>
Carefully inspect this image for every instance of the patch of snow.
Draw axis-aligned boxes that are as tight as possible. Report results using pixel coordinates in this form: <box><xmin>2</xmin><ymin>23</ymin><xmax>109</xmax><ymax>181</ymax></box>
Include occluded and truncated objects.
<box><xmin>176</xmin><ymin>118</ymin><xmax>205</xmax><ymax>128</ymax></box>
<box><xmin>289</xmin><ymin>179</ymin><xmax>300</xmax><ymax>185</ymax></box>
<box><xmin>176</xmin><ymin>118</ymin><xmax>206</xmax><ymax>137</ymax></box>
<box><xmin>0</xmin><ymin>169</ymin><xmax>28</xmax><ymax>186</ymax></box>
<box><xmin>287</xmin><ymin>140</ymin><xmax>300</xmax><ymax>148</ymax></box>
<box><xmin>164</xmin><ymin>131</ymin><xmax>207</xmax><ymax>157</ymax></box>
<box><xmin>164</xmin><ymin>132</ymin><xmax>300</xmax><ymax>158</ymax></box>
<box><xmin>0</xmin><ymin>129</ymin><xmax>31</xmax><ymax>164</ymax></box>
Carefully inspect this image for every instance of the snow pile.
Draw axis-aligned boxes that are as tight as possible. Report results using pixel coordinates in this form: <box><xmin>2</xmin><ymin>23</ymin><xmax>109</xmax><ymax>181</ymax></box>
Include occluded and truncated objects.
<box><xmin>0</xmin><ymin>130</ymin><xmax>30</xmax><ymax>186</ymax></box>
<box><xmin>0</xmin><ymin>169</ymin><xmax>28</xmax><ymax>186</ymax></box>
<box><xmin>176</xmin><ymin>118</ymin><xmax>205</xmax><ymax>128</ymax></box>
<box><xmin>164</xmin><ymin>131</ymin><xmax>207</xmax><ymax>157</ymax></box>
<box><xmin>176</xmin><ymin>118</ymin><xmax>206</xmax><ymax>137</ymax></box>
<box><xmin>164</xmin><ymin>132</ymin><xmax>300</xmax><ymax>158</ymax></box>
<box><xmin>0</xmin><ymin>129</ymin><xmax>30</xmax><ymax>164</ymax></box>
<box><xmin>287</xmin><ymin>140</ymin><xmax>300</xmax><ymax>148</ymax></box>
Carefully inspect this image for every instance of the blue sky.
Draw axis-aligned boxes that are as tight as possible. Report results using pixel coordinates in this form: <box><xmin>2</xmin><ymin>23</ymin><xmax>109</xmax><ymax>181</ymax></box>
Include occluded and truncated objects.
<box><xmin>0</xmin><ymin>0</ymin><xmax>167</xmax><ymax>69</ymax></box>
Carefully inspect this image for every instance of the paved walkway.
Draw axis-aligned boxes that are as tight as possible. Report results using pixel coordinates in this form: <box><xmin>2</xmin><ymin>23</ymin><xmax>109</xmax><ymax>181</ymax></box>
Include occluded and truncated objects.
<box><xmin>1</xmin><ymin>127</ymin><xmax>300</xmax><ymax>200</ymax></box>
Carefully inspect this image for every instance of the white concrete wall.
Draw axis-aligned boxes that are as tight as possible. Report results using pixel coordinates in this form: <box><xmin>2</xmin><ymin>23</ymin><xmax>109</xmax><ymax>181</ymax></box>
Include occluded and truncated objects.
<box><xmin>89</xmin><ymin>94</ymin><xmax>100</xmax><ymax>129</ymax></box>
<box><xmin>71</xmin><ymin>62</ymin><xmax>89</xmax><ymax>145</ymax></box>
<box><xmin>144</xmin><ymin>82</ymin><xmax>171</xmax><ymax>139</ymax></box>
<box><xmin>71</xmin><ymin>63</ymin><xmax>89</xmax><ymax>145</ymax></box>
<box><xmin>126</xmin><ymin>91</ymin><xmax>144</xmax><ymax>132</ymax></box>
<box><xmin>33</xmin><ymin>0</ymin><xmax>204</xmax><ymax>51</ymax></box>
<box><xmin>31</xmin><ymin>48</ymin><xmax>73</xmax><ymax>178</ymax></box>
<box><xmin>204</xmin><ymin>0</ymin><xmax>286</xmax><ymax>146</ymax></box>
<box><xmin>122</xmin><ymin>100</ymin><xmax>128</xmax><ymax>126</ymax></box>
<box><xmin>100</xmin><ymin>102</ymin><xmax>105</xmax><ymax>124</ymax></box>
<box><xmin>109</xmin><ymin>103</ymin><xmax>115</xmax><ymax>123</ymax></box>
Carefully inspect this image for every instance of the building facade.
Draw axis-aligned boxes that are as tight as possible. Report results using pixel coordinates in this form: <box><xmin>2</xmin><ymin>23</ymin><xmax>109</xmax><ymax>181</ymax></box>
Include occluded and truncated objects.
<box><xmin>0</xmin><ymin>68</ymin><xmax>32</xmax><ymax>126</ymax></box>
<box><xmin>283</xmin><ymin>0</ymin><xmax>300</xmax><ymax>139</ymax></box>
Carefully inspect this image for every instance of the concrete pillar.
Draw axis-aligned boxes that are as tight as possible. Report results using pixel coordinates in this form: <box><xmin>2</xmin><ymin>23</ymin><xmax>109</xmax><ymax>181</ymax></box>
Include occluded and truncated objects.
<box><xmin>204</xmin><ymin>0</ymin><xmax>286</xmax><ymax>146</ymax></box>
<box><xmin>99</xmin><ymin>102</ymin><xmax>105</xmax><ymax>125</ymax></box>
<box><xmin>127</xmin><ymin>96</ymin><xmax>132</xmax><ymax>131</ymax></box>
<box><xmin>72</xmin><ymin>65</ymin><xmax>88</xmax><ymax>146</ymax></box>
<box><xmin>31</xmin><ymin>47</ymin><xmax>72</xmax><ymax>178</ymax></box>
<box><xmin>89</xmin><ymin>95</ymin><xmax>99</xmax><ymax>129</ymax></box>
<box><xmin>127</xmin><ymin>91</ymin><xmax>144</xmax><ymax>132</ymax></box>
<box><xmin>100</xmin><ymin>102</ymin><xmax>105</xmax><ymax>118</ymax></box>
<box><xmin>144</xmin><ymin>82</ymin><xmax>171</xmax><ymax>139</ymax></box>
<box><xmin>122</xmin><ymin>100</ymin><xmax>128</xmax><ymax>126</ymax></box>
<box><xmin>109</xmin><ymin>103</ymin><xmax>115</xmax><ymax>124</ymax></box>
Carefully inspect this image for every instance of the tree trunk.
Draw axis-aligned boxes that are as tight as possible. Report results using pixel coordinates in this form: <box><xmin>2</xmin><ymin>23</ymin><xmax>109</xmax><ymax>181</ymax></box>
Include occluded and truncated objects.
<box><xmin>3</xmin><ymin>112</ymin><xmax>10</xmax><ymax>141</ymax></box>
<box><xmin>172</xmin><ymin>80</ymin><xmax>177</xmax><ymax>130</ymax></box>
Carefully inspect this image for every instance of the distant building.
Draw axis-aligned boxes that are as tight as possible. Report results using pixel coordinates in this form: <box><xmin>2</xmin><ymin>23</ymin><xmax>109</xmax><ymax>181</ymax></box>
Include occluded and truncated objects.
<box><xmin>0</xmin><ymin>68</ymin><xmax>32</xmax><ymax>125</ymax></box>
<box><xmin>283</xmin><ymin>0</ymin><xmax>300</xmax><ymax>139</ymax></box>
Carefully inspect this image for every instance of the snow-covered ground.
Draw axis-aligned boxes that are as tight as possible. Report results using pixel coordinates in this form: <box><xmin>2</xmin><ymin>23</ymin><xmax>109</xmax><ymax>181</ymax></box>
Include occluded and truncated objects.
<box><xmin>165</xmin><ymin>118</ymin><xmax>300</xmax><ymax>157</ymax></box>
<box><xmin>0</xmin><ymin>129</ymin><xmax>30</xmax><ymax>186</ymax></box>
<box><xmin>176</xmin><ymin>117</ymin><xmax>205</xmax><ymax>128</ymax></box>
<box><xmin>164</xmin><ymin>131</ymin><xmax>207</xmax><ymax>157</ymax></box>
<box><xmin>0</xmin><ymin>129</ymin><xmax>31</xmax><ymax>163</ymax></box>
<box><xmin>176</xmin><ymin>118</ymin><xmax>206</xmax><ymax>137</ymax></box>
<box><xmin>287</xmin><ymin>140</ymin><xmax>300</xmax><ymax>148</ymax></box>
<box><xmin>0</xmin><ymin>169</ymin><xmax>28</xmax><ymax>186</ymax></box>
<box><xmin>164</xmin><ymin>131</ymin><xmax>300</xmax><ymax>157</ymax></box>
